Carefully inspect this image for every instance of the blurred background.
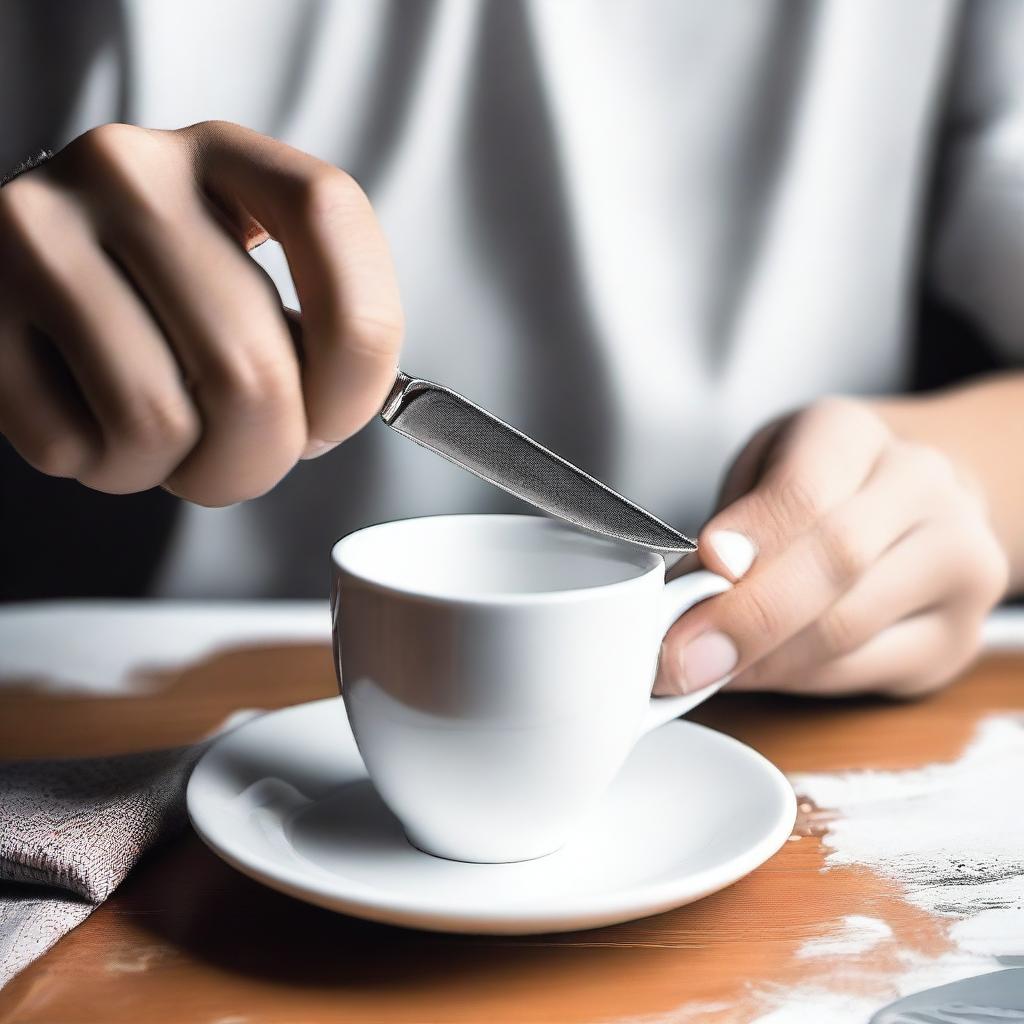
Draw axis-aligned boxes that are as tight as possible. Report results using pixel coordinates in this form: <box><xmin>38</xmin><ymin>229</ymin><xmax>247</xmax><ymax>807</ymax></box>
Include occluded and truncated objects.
<box><xmin>0</xmin><ymin>0</ymin><xmax>1019</xmax><ymax>601</ymax></box>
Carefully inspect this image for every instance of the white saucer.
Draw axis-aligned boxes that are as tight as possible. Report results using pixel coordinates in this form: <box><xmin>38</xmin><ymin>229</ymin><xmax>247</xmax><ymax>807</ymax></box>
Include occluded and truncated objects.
<box><xmin>187</xmin><ymin>698</ymin><xmax>796</xmax><ymax>935</ymax></box>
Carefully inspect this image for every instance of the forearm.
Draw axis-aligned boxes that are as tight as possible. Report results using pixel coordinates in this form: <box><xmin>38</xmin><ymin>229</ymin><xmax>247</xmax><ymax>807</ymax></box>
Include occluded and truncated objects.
<box><xmin>873</xmin><ymin>371</ymin><xmax>1024</xmax><ymax>594</ymax></box>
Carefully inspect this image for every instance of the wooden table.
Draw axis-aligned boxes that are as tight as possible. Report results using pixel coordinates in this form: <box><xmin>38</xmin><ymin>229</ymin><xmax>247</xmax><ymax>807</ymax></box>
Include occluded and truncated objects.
<box><xmin>1</xmin><ymin>603</ymin><xmax>1022</xmax><ymax>1023</ymax></box>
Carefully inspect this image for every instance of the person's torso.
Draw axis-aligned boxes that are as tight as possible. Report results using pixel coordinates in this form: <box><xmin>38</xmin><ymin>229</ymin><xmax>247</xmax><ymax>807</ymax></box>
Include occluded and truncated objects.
<box><xmin>0</xmin><ymin>0</ymin><xmax>959</xmax><ymax>596</ymax></box>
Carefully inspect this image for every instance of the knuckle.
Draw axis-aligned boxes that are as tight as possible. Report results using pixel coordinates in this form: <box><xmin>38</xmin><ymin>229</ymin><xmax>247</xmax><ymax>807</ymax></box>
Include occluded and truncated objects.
<box><xmin>901</xmin><ymin>442</ymin><xmax>958</xmax><ymax>489</ymax></box>
<box><xmin>175</xmin><ymin>119</ymin><xmax>233</xmax><ymax>163</ymax></box>
<box><xmin>745</xmin><ymin>475</ymin><xmax>820</xmax><ymax>550</ymax></box>
<box><xmin>807</xmin><ymin>395</ymin><xmax>858</xmax><ymax>422</ymax></box>
<box><xmin>203</xmin><ymin>347</ymin><xmax>299</xmax><ymax>417</ymax></box>
<box><xmin>769</xmin><ymin>473</ymin><xmax>826</xmax><ymax>530</ymax></box>
<box><xmin>816</xmin><ymin>512</ymin><xmax>869</xmax><ymax>585</ymax></box>
<box><xmin>70</xmin><ymin>123</ymin><xmax>146</xmax><ymax>169</ymax></box>
<box><xmin>806</xmin><ymin>395</ymin><xmax>876</xmax><ymax>432</ymax></box>
<box><xmin>114</xmin><ymin>390</ymin><xmax>200</xmax><ymax>454</ymax></box>
<box><xmin>66</xmin><ymin>124</ymin><xmax>182</xmax><ymax>230</ymax></box>
<box><xmin>194</xmin><ymin>118</ymin><xmax>234</xmax><ymax>132</ymax></box>
<box><xmin>297</xmin><ymin>166</ymin><xmax>367</xmax><ymax>225</ymax></box>
<box><xmin>815</xmin><ymin>605</ymin><xmax>865</xmax><ymax>657</ymax></box>
<box><xmin>732</xmin><ymin>586</ymin><xmax>779</xmax><ymax>645</ymax></box>
<box><xmin>183</xmin><ymin>118</ymin><xmax>235</xmax><ymax>139</ymax></box>
<box><xmin>806</xmin><ymin>396</ymin><xmax>891</xmax><ymax>449</ymax></box>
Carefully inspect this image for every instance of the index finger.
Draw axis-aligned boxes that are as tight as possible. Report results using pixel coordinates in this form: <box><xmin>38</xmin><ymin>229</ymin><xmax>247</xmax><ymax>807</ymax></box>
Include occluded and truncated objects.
<box><xmin>659</xmin><ymin>444</ymin><xmax>935</xmax><ymax>695</ymax></box>
<box><xmin>702</xmin><ymin>398</ymin><xmax>890</xmax><ymax>575</ymax></box>
<box><xmin>186</xmin><ymin>121</ymin><xmax>404</xmax><ymax>451</ymax></box>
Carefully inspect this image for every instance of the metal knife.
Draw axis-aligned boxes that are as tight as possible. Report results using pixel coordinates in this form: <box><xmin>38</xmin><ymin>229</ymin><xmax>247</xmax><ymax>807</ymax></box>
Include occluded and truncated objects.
<box><xmin>380</xmin><ymin>370</ymin><xmax>696</xmax><ymax>554</ymax></box>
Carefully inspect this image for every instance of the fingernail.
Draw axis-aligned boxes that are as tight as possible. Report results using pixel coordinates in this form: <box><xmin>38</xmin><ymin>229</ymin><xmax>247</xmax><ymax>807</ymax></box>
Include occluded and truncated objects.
<box><xmin>677</xmin><ymin>631</ymin><xmax>738</xmax><ymax>693</ymax></box>
<box><xmin>301</xmin><ymin>438</ymin><xmax>339</xmax><ymax>460</ymax></box>
<box><xmin>709</xmin><ymin>530</ymin><xmax>757</xmax><ymax>579</ymax></box>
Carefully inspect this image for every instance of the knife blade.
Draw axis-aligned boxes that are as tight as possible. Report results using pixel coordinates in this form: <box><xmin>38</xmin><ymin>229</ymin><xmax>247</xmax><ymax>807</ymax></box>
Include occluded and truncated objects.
<box><xmin>380</xmin><ymin>370</ymin><xmax>697</xmax><ymax>554</ymax></box>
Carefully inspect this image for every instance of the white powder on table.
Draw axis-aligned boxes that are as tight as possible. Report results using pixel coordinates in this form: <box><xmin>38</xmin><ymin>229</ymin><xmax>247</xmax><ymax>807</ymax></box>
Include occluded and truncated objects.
<box><xmin>796</xmin><ymin>914</ymin><xmax>894</xmax><ymax>958</ymax></box>
<box><xmin>793</xmin><ymin>716</ymin><xmax>1024</xmax><ymax>941</ymax></box>
<box><xmin>747</xmin><ymin>715</ymin><xmax>1024</xmax><ymax>1023</ymax></box>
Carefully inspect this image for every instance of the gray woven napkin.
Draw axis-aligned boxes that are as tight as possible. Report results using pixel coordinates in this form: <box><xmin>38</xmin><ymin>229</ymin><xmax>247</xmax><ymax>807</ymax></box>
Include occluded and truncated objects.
<box><xmin>0</xmin><ymin>741</ymin><xmax>210</xmax><ymax>987</ymax></box>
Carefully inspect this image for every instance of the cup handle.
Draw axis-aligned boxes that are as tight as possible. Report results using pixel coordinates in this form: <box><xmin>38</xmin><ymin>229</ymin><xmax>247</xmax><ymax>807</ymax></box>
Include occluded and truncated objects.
<box><xmin>639</xmin><ymin>570</ymin><xmax>732</xmax><ymax>736</ymax></box>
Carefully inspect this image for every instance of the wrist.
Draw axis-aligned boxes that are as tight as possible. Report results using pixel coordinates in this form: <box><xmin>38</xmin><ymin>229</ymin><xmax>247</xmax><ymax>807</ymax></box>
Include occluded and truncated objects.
<box><xmin>872</xmin><ymin>392</ymin><xmax>990</xmax><ymax>507</ymax></box>
<box><xmin>870</xmin><ymin>376</ymin><xmax>1024</xmax><ymax>594</ymax></box>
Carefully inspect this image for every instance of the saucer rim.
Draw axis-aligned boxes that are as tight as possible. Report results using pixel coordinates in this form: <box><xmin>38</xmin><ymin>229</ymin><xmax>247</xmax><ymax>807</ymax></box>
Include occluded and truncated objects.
<box><xmin>188</xmin><ymin>698</ymin><xmax>797</xmax><ymax>935</ymax></box>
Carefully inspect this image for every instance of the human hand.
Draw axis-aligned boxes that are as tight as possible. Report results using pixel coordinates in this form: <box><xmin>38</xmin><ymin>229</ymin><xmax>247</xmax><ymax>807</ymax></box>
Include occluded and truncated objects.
<box><xmin>0</xmin><ymin>121</ymin><xmax>403</xmax><ymax>505</ymax></box>
<box><xmin>655</xmin><ymin>398</ymin><xmax>1009</xmax><ymax>698</ymax></box>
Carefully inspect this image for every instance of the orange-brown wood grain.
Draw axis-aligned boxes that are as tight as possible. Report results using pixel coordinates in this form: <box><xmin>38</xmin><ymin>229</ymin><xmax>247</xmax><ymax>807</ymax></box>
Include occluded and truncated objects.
<box><xmin>1</xmin><ymin>642</ymin><xmax>1021</xmax><ymax>1023</ymax></box>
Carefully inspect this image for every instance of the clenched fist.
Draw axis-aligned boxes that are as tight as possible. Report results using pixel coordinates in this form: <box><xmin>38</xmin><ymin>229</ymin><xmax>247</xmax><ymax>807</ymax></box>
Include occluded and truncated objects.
<box><xmin>0</xmin><ymin>121</ymin><xmax>403</xmax><ymax>505</ymax></box>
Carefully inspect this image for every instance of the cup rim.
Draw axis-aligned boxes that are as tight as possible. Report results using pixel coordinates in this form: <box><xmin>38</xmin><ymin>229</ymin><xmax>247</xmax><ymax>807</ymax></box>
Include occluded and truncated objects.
<box><xmin>331</xmin><ymin>513</ymin><xmax>665</xmax><ymax>607</ymax></box>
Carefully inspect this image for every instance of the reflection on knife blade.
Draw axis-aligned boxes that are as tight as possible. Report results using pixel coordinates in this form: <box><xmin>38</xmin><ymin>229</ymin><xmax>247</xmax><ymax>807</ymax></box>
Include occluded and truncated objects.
<box><xmin>380</xmin><ymin>371</ymin><xmax>697</xmax><ymax>554</ymax></box>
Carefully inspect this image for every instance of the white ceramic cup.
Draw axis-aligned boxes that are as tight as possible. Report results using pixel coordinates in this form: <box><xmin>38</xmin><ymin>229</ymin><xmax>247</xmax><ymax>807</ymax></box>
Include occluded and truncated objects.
<box><xmin>330</xmin><ymin>514</ymin><xmax>730</xmax><ymax>863</ymax></box>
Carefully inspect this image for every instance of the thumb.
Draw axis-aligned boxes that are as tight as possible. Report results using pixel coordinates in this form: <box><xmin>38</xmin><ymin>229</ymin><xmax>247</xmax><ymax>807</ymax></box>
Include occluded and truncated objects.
<box><xmin>653</xmin><ymin>516</ymin><xmax>758</xmax><ymax>697</ymax></box>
